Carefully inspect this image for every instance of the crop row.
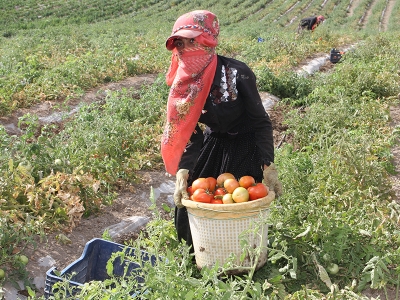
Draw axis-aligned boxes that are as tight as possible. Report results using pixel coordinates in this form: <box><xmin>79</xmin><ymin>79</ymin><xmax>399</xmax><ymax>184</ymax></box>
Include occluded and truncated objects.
<box><xmin>2</xmin><ymin>0</ymin><xmax>398</xmax><ymax>117</ymax></box>
<box><xmin>2</xmin><ymin>0</ymin><xmax>400</xmax><ymax>33</ymax></box>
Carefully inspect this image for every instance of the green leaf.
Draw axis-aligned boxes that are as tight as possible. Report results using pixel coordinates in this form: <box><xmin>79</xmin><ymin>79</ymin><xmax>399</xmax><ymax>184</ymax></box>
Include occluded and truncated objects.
<box><xmin>294</xmin><ymin>225</ymin><xmax>311</xmax><ymax>239</ymax></box>
<box><xmin>8</xmin><ymin>159</ymin><xmax>13</xmax><ymax>172</ymax></box>
<box><xmin>185</xmin><ymin>290</ymin><xmax>194</xmax><ymax>300</ymax></box>
<box><xmin>26</xmin><ymin>286</ymin><xmax>35</xmax><ymax>297</ymax></box>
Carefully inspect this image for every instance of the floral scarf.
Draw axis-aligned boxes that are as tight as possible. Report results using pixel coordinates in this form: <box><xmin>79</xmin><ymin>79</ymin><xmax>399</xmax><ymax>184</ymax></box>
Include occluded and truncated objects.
<box><xmin>161</xmin><ymin>10</ymin><xmax>219</xmax><ymax>175</ymax></box>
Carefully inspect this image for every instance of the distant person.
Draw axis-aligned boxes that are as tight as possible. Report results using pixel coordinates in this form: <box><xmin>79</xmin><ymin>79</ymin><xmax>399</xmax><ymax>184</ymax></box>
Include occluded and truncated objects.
<box><xmin>297</xmin><ymin>15</ymin><xmax>325</xmax><ymax>34</ymax></box>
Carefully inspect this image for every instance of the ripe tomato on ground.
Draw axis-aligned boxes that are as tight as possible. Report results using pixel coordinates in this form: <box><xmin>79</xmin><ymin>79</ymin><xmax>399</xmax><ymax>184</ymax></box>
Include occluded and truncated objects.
<box><xmin>192</xmin><ymin>188</ymin><xmax>213</xmax><ymax>203</ymax></box>
<box><xmin>192</xmin><ymin>178</ymin><xmax>210</xmax><ymax>192</ymax></box>
<box><xmin>239</xmin><ymin>175</ymin><xmax>255</xmax><ymax>189</ymax></box>
<box><xmin>247</xmin><ymin>183</ymin><xmax>268</xmax><ymax>200</ymax></box>
<box><xmin>216</xmin><ymin>172</ymin><xmax>235</xmax><ymax>187</ymax></box>
<box><xmin>206</xmin><ymin>177</ymin><xmax>217</xmax><ymax>192</ymax></box>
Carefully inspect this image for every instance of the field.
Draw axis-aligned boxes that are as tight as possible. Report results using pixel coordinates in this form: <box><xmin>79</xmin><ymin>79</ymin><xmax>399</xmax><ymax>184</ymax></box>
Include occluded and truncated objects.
<box><xmin>1</xmin><ymin>0</ymin><xmax>400</xmax><ymax>299</ymax></box>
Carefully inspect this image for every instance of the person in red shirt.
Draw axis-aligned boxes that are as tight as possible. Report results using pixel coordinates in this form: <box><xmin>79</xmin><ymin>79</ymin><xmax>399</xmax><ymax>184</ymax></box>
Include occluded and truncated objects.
<box><xmin>161</xmin><ymin>10</ymin><xmax>283</xmax><ymax>251</ymax></box>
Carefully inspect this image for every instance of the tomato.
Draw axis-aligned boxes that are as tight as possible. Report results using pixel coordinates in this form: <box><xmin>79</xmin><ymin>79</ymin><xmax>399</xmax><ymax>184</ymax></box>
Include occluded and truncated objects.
<box><xmin>327</xmin><ymin>263</ymin><xmax>339</xmax><ymax>275</ymax></box>
<box><xmin>0</xmin><ymin>268</ymin><xmax>5</xmax><ymax>279</ymax></box>
<box><xmin>222</xmin><ymin>193</ymin><xmax>234</xmax><ymax>204</ymax></box>
<box><xmin>322</xmin><ymin>253</ymin><xmax>331</xmax><ymax>262</ymax></box>
<box><xmin>232</xmin><ymin>187</ymin><xmax>249</xmax><ymax>203</ymax></box>
<box><xmin>18</xmin><ymin>255</ymin><xmax>29</xmax><ymax>265</ymax></box>
<box><xmin>239</xmin><ymin>175</ymin><xmax>255</xmax><ymax>189</ymax></box>
<box><xmin>247</xmin><ymin>183</ymin><xmax>268</xmax><ymax>200</ymax></box>
<box><xmin>216</xmin><ymin>172</ymin><xmax>236</xmax><ymax>187</ymax></box>
<box><xmin>214</xmin><ymin>187</ymin><xmax>227</xmax><ymax>197</ymax></box>
<box><xmin>192</xmin><ymin>188</ymin><xmax>213</xmax><ymax>203</ymax></box>
<box><xmin>192</xmin><ymin>178</ymin><xmax>210</xmax><ymax>192</ymax></box>
<box><xmin>224</xmin><ymin>178</ymin><xmax>240</xmax><ymax>193</ymax></box>
<box><xmin>206</xmin><ymin>177</ymin><xmax>217</xmax><ymax>192</ymax></box>
<box><xmin>210</xmin><ymin>199</ymin><xmax>223</xmax><ymax>204</ymax></box>
<box><xmin>187</xmin><ymin>186</ymin><xmax>194</xmax><ymax>196</ymax></box>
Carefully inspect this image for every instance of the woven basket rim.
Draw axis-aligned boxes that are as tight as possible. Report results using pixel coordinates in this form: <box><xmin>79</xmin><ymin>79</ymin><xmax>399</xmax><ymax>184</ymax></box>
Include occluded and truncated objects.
<box><xmin>182</xmin><ymin>190</ymin><xmax>275</xmax><ymax>212</ymax></box>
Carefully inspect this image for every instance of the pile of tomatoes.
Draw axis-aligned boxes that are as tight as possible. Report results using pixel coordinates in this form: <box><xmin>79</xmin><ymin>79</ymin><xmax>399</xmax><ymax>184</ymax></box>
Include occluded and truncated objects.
<box><xmin>187</xmin><ymin>172</ymin><xmax>268</xmax><ymax>204</ymax></box>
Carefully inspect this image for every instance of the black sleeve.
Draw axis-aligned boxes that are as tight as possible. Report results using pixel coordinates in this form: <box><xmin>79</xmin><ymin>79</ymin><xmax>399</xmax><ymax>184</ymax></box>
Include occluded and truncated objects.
<box><xmin>237</xmin><ymin>65</ymin><xmax>274</xmax><ymax>166</ymax></box>
<box><xmin>309</xmin><ymin>17</ymin><xmax>317</xmax><ymax>30</ymax></box>
<box><xmin>178</xmin><ymin>124</ymin><xmax>204</xmax><ymax>172</ymax></box>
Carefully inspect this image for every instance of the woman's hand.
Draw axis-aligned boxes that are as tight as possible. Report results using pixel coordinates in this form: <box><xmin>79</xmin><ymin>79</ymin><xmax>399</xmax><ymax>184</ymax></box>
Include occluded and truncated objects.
<box><xmin>174</xmin><ymin>169</ymin><xmax>189</xmax><ymax>208</ymax></box>
<box><xmin>263</xmin><ymin>163</ymin><xmax>283</xmax><ymax>197</ymax></box>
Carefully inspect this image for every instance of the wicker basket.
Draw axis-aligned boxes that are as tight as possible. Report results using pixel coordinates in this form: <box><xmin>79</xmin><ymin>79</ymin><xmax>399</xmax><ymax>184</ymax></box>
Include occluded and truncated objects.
<box><xmin>182</xmin><ymin>191</ymin><xmax>275</xmax><ymax>275</ymax></box>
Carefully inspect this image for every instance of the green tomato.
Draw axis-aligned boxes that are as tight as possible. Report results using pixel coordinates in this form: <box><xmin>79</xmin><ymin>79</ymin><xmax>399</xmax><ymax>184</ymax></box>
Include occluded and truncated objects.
<box><xmin>0</xmin><ymin>268</ymin><xmax>5</xmax><ymax>279</ymax></box>
<box><xmin>327</xmin><ymin>263</ymin><xmax>339</xmax><ymax>275</ymax></box>
<box><xmin>18</xmin><ymin>162</ymin><xmax>32</xmax><ymax>172</ymax></box>
<box><xmin>54</xmin><ymin>159</ymin><xmax>62</xmax><ymax>165</ymax></box>
<box><xmin>19</xmin><ymin>255</ymin><xmax>29</xmax><ymax>265</ymax></box>
<box><xmin>322</xmin><ymin>253</ymin><xmax>331</xmax><ymax>262</ymax></box>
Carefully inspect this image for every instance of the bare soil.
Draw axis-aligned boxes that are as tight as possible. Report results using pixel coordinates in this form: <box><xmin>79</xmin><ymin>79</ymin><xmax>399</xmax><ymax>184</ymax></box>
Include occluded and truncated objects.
<box><xmin>2</xmin><ymin>57</ymin><xmax>399</xmax><ymax>299</ymax></box>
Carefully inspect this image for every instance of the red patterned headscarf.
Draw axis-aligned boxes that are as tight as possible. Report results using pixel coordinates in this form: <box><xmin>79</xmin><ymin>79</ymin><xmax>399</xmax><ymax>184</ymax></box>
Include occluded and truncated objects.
<box><xmin>161</xmin><ymin>10</ymin><xmax>219</xmax><ymax>175</ymax></box>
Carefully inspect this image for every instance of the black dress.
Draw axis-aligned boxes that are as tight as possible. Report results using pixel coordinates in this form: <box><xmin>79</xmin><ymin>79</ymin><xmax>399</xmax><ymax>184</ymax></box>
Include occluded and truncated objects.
<box><xmin>174</xmin><ymin>55</ymin><xmax>275</xmax><ymax>250</ymax></box>
<box><xmin>299</xmin><ymin>16</ymin><xmax>318</xmax><ymax>31</ymax></box>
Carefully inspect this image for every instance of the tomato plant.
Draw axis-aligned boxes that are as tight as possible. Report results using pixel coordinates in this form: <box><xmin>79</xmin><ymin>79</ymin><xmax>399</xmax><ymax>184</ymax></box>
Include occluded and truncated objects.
<box><xmin>192</xmin><ymin>178</ymin><xmax>210</xmax><ymax>192</ymax></box>
<box><xmin>224</xmin><ymin>178</ymin><xmax>240</xmax><ymax>193</ymax></box>
<box><xmin>232</xmin><ymin>187</ymin><xmax>249</xmax><ymax>203</ymax></box>
<box><xmin>247</xmin><ymin>183</ymin><xmax>268</xmax><ymax>200</ymax></box>
<box><xmin>192</xmin><ymin>188</ymin><xmax>213</xmax><ymax>203</ymax></box>
<box><xmin>239</xmin><ymin>175</ymin><xmax>255</xmax><ymax>189</ymax></box>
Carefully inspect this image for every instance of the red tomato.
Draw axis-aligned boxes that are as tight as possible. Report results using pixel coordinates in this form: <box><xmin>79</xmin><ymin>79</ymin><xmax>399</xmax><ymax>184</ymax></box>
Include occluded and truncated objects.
<box><xmin>206</xmin><ymin>177</ymin><xmax>217</xmax><ymax>192</ymax></box>
<box><xmin>247</xmin><ymin>183</ymin><xmax>268</xmax><ymax>200</ymax></box>
<box><xmin>239</xmin><ymin>175</ymin><xmax>255</xmax><ymax>189</ymax></box>
<box><xmin>187</xmin><ymin>186</ymin><xmax>194</xmax><ymax>196</ymax></box>
<box><xmin>214</xmin><ymin>187</ymin><xmax>227</xmax><ymax>196</ymax></box>
<box><xmin>224</xmin><ymin>178</ymin><xmax>240</xmax><ymax>194</ymax></box>
<box><xmin>210</xmin><ymin>199</ymin><xmax>223</xmax><ymax>204</ymax></box>
<box><xmin>192</xmin><ymin>188</ymin><xmax>213</xmax><ymax>203</ymax></box>
<box><xmin>192</xmin><ymin>178</ymin><xmax>210</xmax><ymax>192</ymax></box>
<box><xmin>216</xmin><ymin>172</ymin><xmax>235</xmax><ymax>187</ymax></box>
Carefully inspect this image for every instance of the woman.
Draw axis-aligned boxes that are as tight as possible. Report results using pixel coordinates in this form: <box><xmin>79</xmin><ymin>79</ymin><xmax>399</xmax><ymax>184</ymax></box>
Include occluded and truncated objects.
<box><xmin>161</xmin><ymin>10</ymin><xmax>282</xmax><ymax>249</ymax></box>
<box><xmin>297</xmin><ymin>15</ymin><xmax>325</xmax><ymax>33</ymax></box>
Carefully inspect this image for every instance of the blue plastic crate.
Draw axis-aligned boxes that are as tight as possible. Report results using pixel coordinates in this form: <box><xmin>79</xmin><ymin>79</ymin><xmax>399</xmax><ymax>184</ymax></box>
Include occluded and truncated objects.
<box><xmin>44</xmin><ymin>238</ymin><xmax>158</xmax><ymax>298</ymax></box>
